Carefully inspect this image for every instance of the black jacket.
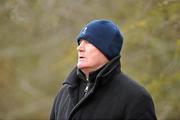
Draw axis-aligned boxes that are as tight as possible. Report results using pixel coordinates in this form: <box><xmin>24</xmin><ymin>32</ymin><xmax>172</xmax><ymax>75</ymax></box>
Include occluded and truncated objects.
<box><xmin>50</xmin><ymin>56</ymin><xmax>157</xmax><ymax>120</ymax></box>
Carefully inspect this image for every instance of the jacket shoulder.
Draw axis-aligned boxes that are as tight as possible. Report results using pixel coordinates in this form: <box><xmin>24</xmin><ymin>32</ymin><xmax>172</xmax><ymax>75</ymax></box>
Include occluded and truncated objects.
<box><xmin>55</xmin><ymin>84</ymin><xmax>69</xmax><ymax>100</ymax></box>
<box><xmin>113</xmin><ymin>73</ymin><xmax>156</xmax><ymax>119</ymax></box>
<box><xmin>114</xmin><ymin>72</ymin><xmax>152</xmax><ymax>98</ymax></box>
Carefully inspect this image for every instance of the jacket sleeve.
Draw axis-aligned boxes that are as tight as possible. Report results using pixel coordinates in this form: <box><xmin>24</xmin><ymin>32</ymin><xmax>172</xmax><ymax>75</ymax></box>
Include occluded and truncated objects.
<box><xmin>49</xmin><ymin>94</ymin><xmax>58</xmax><ymax>120</ymax></box>
<box><xmin>125</xmin><ymin>93</ymin><xmax>157</xmax><ymax>120</ymax></box>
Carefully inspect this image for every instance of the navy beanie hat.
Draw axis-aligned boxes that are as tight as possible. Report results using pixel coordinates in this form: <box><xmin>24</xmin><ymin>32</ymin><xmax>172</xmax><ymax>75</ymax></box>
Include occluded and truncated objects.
<box><xmin>76</xmin><ymin>19</ymin><xmax>123</xmax><ymax>60</ymax></box>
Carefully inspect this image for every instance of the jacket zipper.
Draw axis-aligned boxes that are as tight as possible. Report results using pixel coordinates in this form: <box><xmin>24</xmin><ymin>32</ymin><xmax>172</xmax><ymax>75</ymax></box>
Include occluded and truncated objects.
<box><xmin>84</xmin><ymin>76</ymin><xmax>90</xmax><ymax>96</ymax></box>
<box><xmin>84</xmin><ymin>82</ymin><xmax>90</xmax><ymax>96</ymax></box>
<box><xmin>68</xmin><ymin>76</ymin><xmax>91</xmax><ymax>119</ymax></box>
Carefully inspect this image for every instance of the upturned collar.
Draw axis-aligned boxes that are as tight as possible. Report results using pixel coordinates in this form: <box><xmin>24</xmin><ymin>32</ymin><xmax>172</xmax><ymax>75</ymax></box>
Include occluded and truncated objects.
<box><xmin>63</xmin><ymin>55</ymin><xmax>121</xmax><ymax>87</ymax></box>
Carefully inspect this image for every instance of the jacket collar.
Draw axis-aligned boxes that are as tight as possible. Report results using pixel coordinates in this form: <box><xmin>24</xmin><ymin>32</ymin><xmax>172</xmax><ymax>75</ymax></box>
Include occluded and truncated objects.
<box><xmin>63</xmin><ymin>55</ymin><xmax>121</xmax><ymax>87</ymax></box>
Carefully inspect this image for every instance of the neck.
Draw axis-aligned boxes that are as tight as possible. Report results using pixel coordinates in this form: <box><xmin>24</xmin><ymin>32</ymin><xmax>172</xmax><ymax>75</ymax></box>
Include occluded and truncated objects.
<box><xmin>81</xmin><ymin>64</ymin><xmax>106</xmax><ymax>80</ymax></box>
<box><xmin>83</xmin><ymin>71</ymin><xmax>89</xmax><ymax>80</ymax></box>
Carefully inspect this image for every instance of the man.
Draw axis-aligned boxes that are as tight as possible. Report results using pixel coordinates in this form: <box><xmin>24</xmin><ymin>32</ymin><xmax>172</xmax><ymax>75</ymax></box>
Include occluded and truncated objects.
<box><xmin>50</xmin><ymin>19</ymin><xmax>157</xmax><ymax>120</ymax></box>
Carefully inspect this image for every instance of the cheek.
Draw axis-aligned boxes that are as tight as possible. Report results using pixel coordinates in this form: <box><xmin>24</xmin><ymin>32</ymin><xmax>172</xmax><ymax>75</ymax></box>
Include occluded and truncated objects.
<box><xmin>88</xmin><ymin>53</ymin><xmax>101</xmax><ymax>64</ymax></box>
<box><xmin>88</xmin><ymin>53</ymin><xmax>98</xmax><ymax>61</ymax></box>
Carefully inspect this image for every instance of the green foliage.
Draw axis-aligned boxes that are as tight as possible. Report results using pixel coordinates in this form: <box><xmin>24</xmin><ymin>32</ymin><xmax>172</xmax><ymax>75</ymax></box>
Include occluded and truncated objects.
<box><xmin>0</xmin><ymin>0</ymin><xmax>179</xmax><ymax>119</ymax></box>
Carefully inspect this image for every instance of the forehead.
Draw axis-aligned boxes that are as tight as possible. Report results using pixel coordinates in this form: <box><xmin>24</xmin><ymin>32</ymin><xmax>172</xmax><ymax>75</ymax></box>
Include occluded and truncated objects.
<box><xmin>79</xmin><ymin>39</ymin><xmax>89</xmax><ymax>44</ymax></box>
<box><xmin>79</xmin><ymin>40</ymin><xmax>103</xmax><ymax>52</ymax></box>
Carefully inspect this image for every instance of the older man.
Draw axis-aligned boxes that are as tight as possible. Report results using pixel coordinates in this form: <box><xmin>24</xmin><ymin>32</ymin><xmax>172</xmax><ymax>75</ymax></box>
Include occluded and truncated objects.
<box><xmin>50</xmin><ymin>19</ymin><xmax>157</xmax><ymax>120</ymax></box>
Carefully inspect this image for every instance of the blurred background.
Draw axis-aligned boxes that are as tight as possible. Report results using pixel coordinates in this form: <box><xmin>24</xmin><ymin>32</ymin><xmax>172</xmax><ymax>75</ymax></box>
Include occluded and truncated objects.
<box><xmin>0</xmin><ymin>0</ymin><xmax>179</xmax><ymax>119</ymax></box>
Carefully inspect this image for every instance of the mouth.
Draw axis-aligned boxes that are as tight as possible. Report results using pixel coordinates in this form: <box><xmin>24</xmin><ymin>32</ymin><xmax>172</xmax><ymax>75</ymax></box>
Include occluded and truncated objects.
<box><xmin>79</xmin><ymin>56</ymin><xmax>86</xmax><ymax>59</ymax></box>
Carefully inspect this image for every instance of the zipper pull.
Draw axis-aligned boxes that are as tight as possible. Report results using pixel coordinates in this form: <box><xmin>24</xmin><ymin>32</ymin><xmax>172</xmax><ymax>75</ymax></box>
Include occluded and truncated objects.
<box><xmin>84</xmin><ymin>82</ymin><xmax>90</xmax><ymax>96</ymax></box>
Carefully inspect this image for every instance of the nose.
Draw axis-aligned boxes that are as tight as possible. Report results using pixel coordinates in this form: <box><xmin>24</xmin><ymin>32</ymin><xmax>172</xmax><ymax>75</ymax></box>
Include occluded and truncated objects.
<box><xmin>77</xmin><ymin>40</ymin><xmax>85</xmax><ymax>51</ymax></box>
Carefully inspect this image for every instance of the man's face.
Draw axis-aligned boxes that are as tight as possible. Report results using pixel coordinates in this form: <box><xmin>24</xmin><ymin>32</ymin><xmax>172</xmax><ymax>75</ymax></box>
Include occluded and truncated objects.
<box><xmin>77</xmin><ymin>39</ymin><xmax>109</xmax><ymax>72</ymax></box>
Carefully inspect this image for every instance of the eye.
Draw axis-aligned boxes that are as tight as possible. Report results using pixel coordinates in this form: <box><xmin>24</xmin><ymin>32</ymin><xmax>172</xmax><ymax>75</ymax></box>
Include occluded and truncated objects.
<box><xmin>79</xmin><ymin>40</ymin><xmax>83</xmax><ymax>44</ymax></box>
<box><xmin>84</xmin><ymin>40</ymin><xmax>89</xmax><ymax>44</ymax></box>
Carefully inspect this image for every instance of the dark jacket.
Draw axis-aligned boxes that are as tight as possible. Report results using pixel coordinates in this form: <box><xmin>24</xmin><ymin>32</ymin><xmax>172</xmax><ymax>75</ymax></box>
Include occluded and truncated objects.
<box><xmin>50</xmin><ymin>56</ymin><xmax>157</xmax><ymax>120</ymax></box>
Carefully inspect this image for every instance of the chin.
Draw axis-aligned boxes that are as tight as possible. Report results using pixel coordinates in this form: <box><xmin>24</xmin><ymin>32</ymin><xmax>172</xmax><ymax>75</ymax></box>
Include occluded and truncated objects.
<box><xmin>77</xmin><ymin>63</ymin><xmax>89</xmax><ymax>69</ymax></box>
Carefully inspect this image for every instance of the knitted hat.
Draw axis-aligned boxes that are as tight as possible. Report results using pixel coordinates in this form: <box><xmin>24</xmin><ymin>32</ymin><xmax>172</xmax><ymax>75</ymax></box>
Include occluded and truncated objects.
<box><xmin>76</xmin><ymin>19</ymin><xmax>123</xmax><ymax>60</ymax></box>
